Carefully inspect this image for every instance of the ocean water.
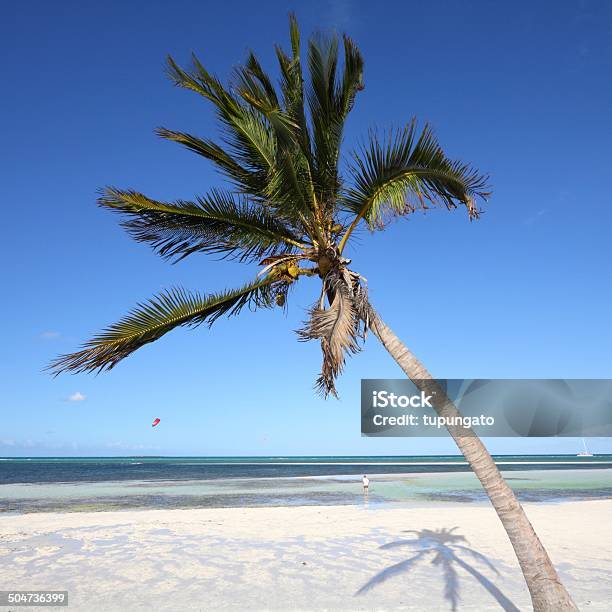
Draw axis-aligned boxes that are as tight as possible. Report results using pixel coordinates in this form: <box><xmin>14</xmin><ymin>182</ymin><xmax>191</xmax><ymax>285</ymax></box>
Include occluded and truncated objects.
<box><xmin>1</xmin><ymin>456</ymin><xmax>611</xmax><ymax>514</ymax></box>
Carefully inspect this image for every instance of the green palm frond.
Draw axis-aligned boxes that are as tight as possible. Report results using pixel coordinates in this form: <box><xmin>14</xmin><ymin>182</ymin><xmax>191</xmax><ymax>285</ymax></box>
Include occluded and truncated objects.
<box><xmin>167</xmin><ymin>54</ymin><xmax>315</xmax><ymax>231</ymax></box>
<box><xmin>234</xmin><ymin>85</ymin><xmax>312</xmax><ymax>220</ymax></box>
<box><xmin>99</xmin><ymin>187</ymin><xmax>307</xmax><ymax>263</ymax></box>
<box><xmin>337</xmin><ymin>35</ymin><xmax>364</xmax><ymax>117</ymax></box>
<box><xmin>233</xmin><ymin>51</ymin><xmax>318</xmax><ymax>227</ymax></box>
<box><xmin>155</xmin><ymin>128</ymin><xmax>268</xmax><ymax>196</ymax></box>
<box><xmin>236</xmin><ymin>51</ymin><xmax>280</xmax><ymax>111</ymax></box>
<box><xmin>275</xmin><ymin>15</ymin><xmax>312</xmax><ymax>165</ymax></box>
<box><xmin>48</xmin><ymin>279</ymin><xmax>276</xmax><ymax>374</ymax></box>
<box><xmin>338</xmin><ymin>121</ymin><xmax>490</xmax><ymax>252</ymax></box>
<box><xmin>308</xmin><ymin>33</ymin><xmax>364</xmax><ymax>212</ymax></box>
<box><xmin>167</xmin><ymin>55</ymin><xmax>276</xmax><ymax>177</ymax></box>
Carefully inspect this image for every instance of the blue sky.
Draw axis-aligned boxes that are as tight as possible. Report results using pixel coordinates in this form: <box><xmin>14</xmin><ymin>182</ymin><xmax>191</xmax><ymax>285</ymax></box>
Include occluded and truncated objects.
<box><xmin>2</xmin><ymin>0</ymin><xmax>612</xmax><ymax>456</ymax></box>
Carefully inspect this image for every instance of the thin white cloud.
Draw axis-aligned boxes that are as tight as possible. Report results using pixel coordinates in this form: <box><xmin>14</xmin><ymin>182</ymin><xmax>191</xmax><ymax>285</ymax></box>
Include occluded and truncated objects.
<box><xmin>68</xmin><ymin>391</ymin><xmax>86</xmax><ymax>402</ymax></box>
<box><xmin>106</xmin><ymin>441</ymin><xmax>161</xmax><ymax>451</ymax></box>
<box><xmin>524</xmin><ymin>209</ymin><xmax>547</xmax><ymax>226</ymax></box>
<box><xmin>0</xmin><ymin>438</ymin><xmax>78</xmax><ymax>452</ymax></box>
<box><xmin>40</xmin><ymin>331</ymin><xmax>60</xmax><ymax>340</ymax></box>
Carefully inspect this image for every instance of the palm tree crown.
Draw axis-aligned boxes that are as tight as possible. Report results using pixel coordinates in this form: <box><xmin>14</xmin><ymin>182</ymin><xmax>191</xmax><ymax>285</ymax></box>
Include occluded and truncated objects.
<box><xmin>50</xmin><ymin>15</ymin><xmax>489</xmax><ymax>396</ymax></box>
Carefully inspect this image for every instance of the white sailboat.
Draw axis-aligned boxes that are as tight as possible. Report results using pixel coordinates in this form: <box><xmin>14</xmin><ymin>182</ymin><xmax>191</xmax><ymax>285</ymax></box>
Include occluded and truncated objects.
<box><xmin>577</xmin><ymin>438</ymin><xmax>593</xmax><ymax>457</ymax></box>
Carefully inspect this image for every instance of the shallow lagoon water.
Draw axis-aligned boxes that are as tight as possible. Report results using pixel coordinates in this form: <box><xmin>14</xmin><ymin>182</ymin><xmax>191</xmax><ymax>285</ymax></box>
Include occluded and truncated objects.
<box><xmin>1</xmin><ymin>459</ymin><xmax>611</xmax><ymax>513</ymax></box>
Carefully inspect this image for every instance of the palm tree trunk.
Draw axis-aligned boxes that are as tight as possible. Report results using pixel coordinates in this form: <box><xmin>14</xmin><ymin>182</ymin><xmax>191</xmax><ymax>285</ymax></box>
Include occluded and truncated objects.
<box><xmin>368</xmin><ymin>308</ymin><xmax>578</xmax><ymax>611</ymax></box>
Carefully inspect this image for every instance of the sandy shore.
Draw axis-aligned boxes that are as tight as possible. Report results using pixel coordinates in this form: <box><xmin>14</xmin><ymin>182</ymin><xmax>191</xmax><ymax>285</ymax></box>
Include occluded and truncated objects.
<box><xmin>1</xmin><ymin>500</ymin><xmax>610</xmax><ymax>611</ymax></box>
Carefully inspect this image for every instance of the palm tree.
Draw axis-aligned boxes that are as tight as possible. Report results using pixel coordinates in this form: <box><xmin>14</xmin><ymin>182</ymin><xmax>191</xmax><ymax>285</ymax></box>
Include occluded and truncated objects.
<box><xmin>50</xmin><ymin>16</ymin><xmax>577</xmax><ymax>611</ymax></box>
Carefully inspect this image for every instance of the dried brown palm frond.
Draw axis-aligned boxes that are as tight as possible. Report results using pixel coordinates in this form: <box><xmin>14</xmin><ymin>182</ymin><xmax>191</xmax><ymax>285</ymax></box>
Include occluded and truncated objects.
<box><xmin>298</xmin><ymin>266</ymin><xmax>368</xmax><ymax>397</ymax></box>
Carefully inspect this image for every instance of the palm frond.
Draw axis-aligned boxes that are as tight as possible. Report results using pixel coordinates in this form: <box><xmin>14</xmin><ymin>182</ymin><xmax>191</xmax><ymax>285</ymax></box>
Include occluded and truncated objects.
<box><xmin>307</xmin><ymin>33</ymin><xmax>364</xmax><ymax>212</ymax></box>
<box><xmin>48</xmin><ymin>279</ymin><xmax>276</xmax><ymax>374</ymax></box>
<box><xmin>236</xmin><ymin>51</ymin><xmax>280</xmax><ymax>110</ymax></box>
<box><xmin>167</xmin><ymin>55</ymin><xmax>276</xmax><ymax>180</ymax></box>
<box><xmin>99</xmin><ymin>187</ymin><xmax>306</xmax><ymax>263</ymax></box>
<box><xmin>275</xmin><ymin>14</ymin><xmax>312</xmax><ymax>163</ymax></box>
<box><xmin>155</xmin><ymin>128</ymin><xmax>268</xmax><ymax>196</ymax></box>
<box><xmin>340</xmin><ymin>121</ymin><xmax>490</xmax><ymax>248</ymax></box>
<box><xmin>297</xmin><ymin>268</ymin><xmax>365</xmax><ymax>397</ymax></box>
<box><xmin>233</xmin><ymin>52</ymin><xmax>317</xmax><ymax>226</ymax></box>
<box><xmin>167</xmin><ymin>53</ymin><xmax>316</xmax><ymax>232</ymax></box>
<box><xmin>337</xmin><ymin>35</ymin><xmax>364</xmax><ymax>117</ymax></box>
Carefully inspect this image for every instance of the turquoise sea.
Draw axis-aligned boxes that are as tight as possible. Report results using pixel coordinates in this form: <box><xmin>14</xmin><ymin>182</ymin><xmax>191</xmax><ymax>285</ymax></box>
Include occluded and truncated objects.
<box><xmin>1</xmin><ymin>455</ymin><xmax>611</xmax><ymax>514</ymax></box>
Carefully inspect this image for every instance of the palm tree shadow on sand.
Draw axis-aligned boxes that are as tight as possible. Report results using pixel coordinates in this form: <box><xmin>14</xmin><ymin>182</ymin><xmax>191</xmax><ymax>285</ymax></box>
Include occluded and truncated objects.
<box><xmin>356</xmin><ymin>527</ymin><xmax>520</xmax><ymax>612</ymax></box>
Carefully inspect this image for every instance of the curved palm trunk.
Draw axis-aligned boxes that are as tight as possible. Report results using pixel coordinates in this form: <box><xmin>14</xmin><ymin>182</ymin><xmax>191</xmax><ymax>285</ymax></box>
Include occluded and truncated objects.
<box><xmin>369</xmin><ymin>309</ymin><xmax>578</xmax><ymax>612</ymax></box>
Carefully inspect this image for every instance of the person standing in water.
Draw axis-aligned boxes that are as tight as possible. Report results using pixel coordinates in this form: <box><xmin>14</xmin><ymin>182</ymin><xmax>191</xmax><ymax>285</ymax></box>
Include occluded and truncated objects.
<box><xmin>362</xmin><ymin>474</ymin><xmax>370</xmax><ymax>493</ymax></box>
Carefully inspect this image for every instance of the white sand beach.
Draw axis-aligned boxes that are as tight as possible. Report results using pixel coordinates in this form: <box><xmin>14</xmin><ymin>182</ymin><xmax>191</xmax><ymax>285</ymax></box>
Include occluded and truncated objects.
<box><xmin>1</xmin><ymin>500</ymin><xmax>610</xmax><ymax>611</ymax></box>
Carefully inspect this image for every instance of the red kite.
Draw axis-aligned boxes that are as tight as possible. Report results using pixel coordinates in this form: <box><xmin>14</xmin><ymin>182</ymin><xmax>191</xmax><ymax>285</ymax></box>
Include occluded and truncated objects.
<box><xmin>152</xmin><ymin>418</ymin><xmax>161</xmax><ymax>427</ymax></box>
